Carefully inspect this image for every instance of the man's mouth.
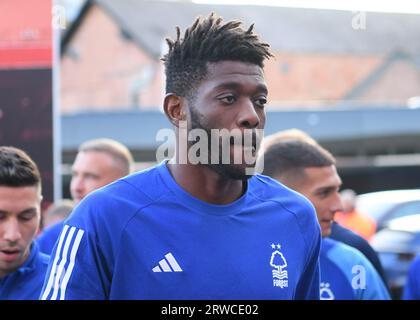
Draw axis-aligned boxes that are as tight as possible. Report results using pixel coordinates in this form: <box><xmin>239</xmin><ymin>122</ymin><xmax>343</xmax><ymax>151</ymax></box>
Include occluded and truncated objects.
<box><xmin>320</xmin><ymin>219</ymin><xmax>333</xmax><ymax>226</ymax></box>
<box><xmin>229</xmin><ymin>136</ymin><xmax>257</xmax><ymax>152</ymax></box>
<box><xmin>0</xmin><ymin>249</ymin><xmax>21</xmax><ymax>262</ymax></box>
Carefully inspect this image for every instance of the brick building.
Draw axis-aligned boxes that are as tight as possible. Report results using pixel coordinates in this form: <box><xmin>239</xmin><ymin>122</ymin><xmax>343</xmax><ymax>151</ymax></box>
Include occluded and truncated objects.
<box><xmin>60</xmin><ymin>0</ymin><xmax>420</xmax><ymax>113</ymax></box>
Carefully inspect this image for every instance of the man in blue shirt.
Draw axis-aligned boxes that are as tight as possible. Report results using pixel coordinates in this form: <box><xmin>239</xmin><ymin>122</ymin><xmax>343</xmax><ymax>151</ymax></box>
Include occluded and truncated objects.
<box><xmin>36</xmin><ymin>138</ymin><xmax>133</xmax><ymax>254</ymax></box>
<box><xmin>263</xmin><ymin>129</ymin><xmax>390</xmax><ymax>300</ymax></box>
<box><xmin>330</xmin><ymin>221</ymin><xmax>388</xmax><ymax>288</ymax></box>
<box><xmin>402</xmin><ymin>255</ymin><xmax>420</xmax><ymax>299</ymax></box>
<box><xmin>0</xmin><ymin>147</ymin><xmax>49</xmax><ymax>299</ymax></box>
<box><xmin>40</xmin><ymin>13</ymin><xmax>321</xmax><ymax>300</ymax></box>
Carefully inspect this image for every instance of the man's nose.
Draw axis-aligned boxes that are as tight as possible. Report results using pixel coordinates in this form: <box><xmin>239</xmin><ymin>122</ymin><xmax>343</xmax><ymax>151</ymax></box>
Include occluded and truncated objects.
<box><xmin>72</xmin><ymin>176</ymin><xmax>85</xmax><ymax>192</ymax></box>
<box><xmin>237</xmin><ymin>99</ymin><xmax>260</xmax><ymax>129</ymax></box>
<box><xmin>3</xmin><ymin>218</ymin><xmax>22</xmax><ymax>243</ymax></box>
<box><xmin>332</xmin><ymin>192</ymin><xmax>344</xmax><ymax>215</ymax></box>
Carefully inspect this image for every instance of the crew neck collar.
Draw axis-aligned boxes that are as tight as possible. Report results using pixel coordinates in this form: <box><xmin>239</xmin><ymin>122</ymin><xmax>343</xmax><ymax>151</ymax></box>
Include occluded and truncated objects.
<box><xmin>157</xmin><ymin>161</ymin><xmax>250</xmax><ymax>216</ymax></box>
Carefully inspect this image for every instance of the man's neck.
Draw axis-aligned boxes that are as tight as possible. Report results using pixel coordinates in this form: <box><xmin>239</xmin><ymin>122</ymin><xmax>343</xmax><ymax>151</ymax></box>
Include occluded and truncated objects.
<box><xmin>166</xmin><ymin>161</ymin><xmax>245</xmax><ymax>205</ymax></box>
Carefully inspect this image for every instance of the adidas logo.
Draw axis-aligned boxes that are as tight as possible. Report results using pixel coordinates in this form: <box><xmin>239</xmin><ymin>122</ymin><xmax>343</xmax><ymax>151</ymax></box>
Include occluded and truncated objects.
<box><xmin>152</xmin><ymin>252</ymin><xmax>183</xmax><ymax>272</ymax></box>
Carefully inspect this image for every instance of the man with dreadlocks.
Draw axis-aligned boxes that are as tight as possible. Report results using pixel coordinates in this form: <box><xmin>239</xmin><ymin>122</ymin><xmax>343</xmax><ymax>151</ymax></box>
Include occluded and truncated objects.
<box><xmin>40</xmin><ymin>13</ymin><xmax>321</xmax><ymax>300</ymax></box>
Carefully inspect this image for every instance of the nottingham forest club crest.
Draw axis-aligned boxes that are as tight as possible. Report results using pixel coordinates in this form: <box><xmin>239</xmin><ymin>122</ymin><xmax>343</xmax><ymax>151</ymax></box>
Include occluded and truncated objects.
<box><xmin>270</xmin><ymin>243</ymin><xmax>289</xmax><ymax>288</ymax></box>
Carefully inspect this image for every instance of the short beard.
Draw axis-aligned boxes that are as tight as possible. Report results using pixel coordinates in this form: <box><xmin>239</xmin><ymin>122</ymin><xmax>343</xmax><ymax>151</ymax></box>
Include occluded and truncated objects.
<box><xmin>188</xmin><ymin>106</ymin><xmax>253</xmax><ymax>181</ymax></box>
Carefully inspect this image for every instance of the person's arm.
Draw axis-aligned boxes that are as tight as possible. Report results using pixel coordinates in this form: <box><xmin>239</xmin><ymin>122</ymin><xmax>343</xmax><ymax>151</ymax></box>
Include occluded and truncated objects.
<box><xmin>294</xmin><ymin>200</ymin><xmax>322</xmax><ymax>300</ymax></box>
<box><xmin>294</xmin><ymin>238</ymin><xmax>321</xmax><ymax>300</ymax></box>
<box><xmin>39</xmin><ymin>223</ymin><xmax>109</xmax><ymax>300</ymax></box>
<box><xmin>39</xmin><ymin>196</ymin><xmax>112</xmax><ymax>300</ymax></box>
<box><xmin>402</xmin><ymin>256</ymin><xmax>420</xmax><ymax>300</ymax></box>
<box><xmin>354</xmin><ymin>253</ymin><xmax>391</xmax><ymax>300</ymax></box>
<box><xmin>330</xmin><ymin>222</ymin><xmax>388</xmax><ymax>287</ymax></box>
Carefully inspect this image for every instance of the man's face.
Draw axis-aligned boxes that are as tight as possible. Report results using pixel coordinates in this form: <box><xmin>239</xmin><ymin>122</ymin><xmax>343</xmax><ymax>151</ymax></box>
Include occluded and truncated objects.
<box><xmin>70</xmin><ymin>151</ymin><xmax>124</xmax><ymax>203</ymax></box>
<box><xmin>0</xmin><ymin>185</ymin><xmax>41</xmax><ymax>278</ymax></box>
<box><xmin>294</xmin><ymin>165</ymin><xmax>343</xmax><ymax>237</ymax></box>
<box><xmin>186</xmin><ymin>61</ymin><xmax>268</xmax><ymax>180</ymax></box>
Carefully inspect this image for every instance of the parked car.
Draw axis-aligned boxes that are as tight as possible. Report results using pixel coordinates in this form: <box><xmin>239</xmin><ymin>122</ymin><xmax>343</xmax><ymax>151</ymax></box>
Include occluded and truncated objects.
<box><xmin>371</xmin><ymin>214</ymin><xmax>420</xmax><ymax>299</ymax></box>
<box><xmin>356</xmin><ymin>189</ymin><xmax>420</xmax><ymax>231</ymax></box>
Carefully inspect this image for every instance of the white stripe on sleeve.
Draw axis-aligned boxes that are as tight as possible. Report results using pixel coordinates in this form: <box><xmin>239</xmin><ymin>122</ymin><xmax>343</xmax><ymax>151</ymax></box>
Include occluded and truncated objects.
<box><xmin>59</xmin><ymin>229</ymin><xmax>84</xmax><ymax>300</ymax></box>
<box><xmin>50</xmin><ymin>226</ymin><xmax>76</xmax><ymax>300</ymax></box>
<box><xmin>41</xmin><ymin>225</ymin><xmax>70</xmax><ymax>300</ymax></box>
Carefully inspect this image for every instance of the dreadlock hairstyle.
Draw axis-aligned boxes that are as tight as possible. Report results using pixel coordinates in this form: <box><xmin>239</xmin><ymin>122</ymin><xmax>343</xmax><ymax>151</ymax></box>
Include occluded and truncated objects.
<box><xmin>162</xmin><ymin>13</ymin><xmax>273</xmax><ymax>100</ymax></box>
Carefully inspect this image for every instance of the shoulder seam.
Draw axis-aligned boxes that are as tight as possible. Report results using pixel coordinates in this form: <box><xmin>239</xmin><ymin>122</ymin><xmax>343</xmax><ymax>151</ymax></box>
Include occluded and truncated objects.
<box><xmin>115</xmin><ymin>191</ymin><xmax>173</xmax><ymax>261</ymax></box>
<box><xmin>249</xmin><ymin>189</ymin><xmax>312</xmax><ymax>267</ymax></box>
<box><xmin>119</xmin><ymin>179</ymin><xmax>155</xmax><ymax>202</ymax></box>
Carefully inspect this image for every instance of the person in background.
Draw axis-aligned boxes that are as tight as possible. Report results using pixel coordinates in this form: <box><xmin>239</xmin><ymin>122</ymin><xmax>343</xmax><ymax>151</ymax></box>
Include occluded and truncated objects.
<box><xmin>263</xmin><ymin>129</ymin><xmax>388</xmax><ymax>286</ymax></box>
<box><xmin>329</xmin><ymin>221</ymin><xmax>388</xmax><ymax>288</ymax></box>
<box><xmin>42</xmin><ymin>199</ymin><xmax>74</xmax><ymax>229</ymax></box>
<box><xmin>0</xmin><ymin>146</ymin><xmax>49</xmax><ymax>299</ymax></box>
<box><xmin>36</xmin><ymin>200</ymin><xmax>74</xmax><ymax>254</ymax></box>
<box><xmin>263</xmin><ymin>129</ymin><xmax>390</xmax><ymax>300</ymax></box>
<box><xmin>334</xmin><ymin>189</ymin><xmax>376</xmax><ymax>241</ymax></box>
<box><xmin>402</xmin><ymin>254</ymin><xmax>420</xmax><ymax>300</ymax></box>
<box><xmin>69</xmin><ymin>138</ymin><xmax>133</xmax><ymax>204</ymax></box>
<box><xmin>36</xmin><ymin>138</ymin><xmax>133</xmax><ymax>254</ymax></box>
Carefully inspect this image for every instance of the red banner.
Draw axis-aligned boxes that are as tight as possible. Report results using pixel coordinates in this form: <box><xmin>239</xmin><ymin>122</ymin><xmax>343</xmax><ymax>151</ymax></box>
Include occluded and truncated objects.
<box><xmin>0</xmin><ymin>0</ymin><xmax>52</xmax><ymax>68</ymax></box>
<box><xmin>0</xmin><ymin>0</ymin><xmax>54</xmax><ymax>214</ymax></box>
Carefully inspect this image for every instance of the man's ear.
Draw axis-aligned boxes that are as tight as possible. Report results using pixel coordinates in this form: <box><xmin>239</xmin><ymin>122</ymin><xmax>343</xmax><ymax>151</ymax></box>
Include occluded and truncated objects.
<box><xmin>163</xmin><ymin>93</ymin><xmax>187</xmax><ymax>128</ymax></box>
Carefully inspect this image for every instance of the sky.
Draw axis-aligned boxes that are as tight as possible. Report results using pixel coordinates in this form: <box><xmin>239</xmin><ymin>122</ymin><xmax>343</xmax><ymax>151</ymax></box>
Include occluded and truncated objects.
<box><xmin>61</xmin><ymin>0</ymin><xmax>420</xmax><ymax>16</ymax></box>
<box><xmin>192</xmin><ymin>0</ymin><xmax>420</xmax><ymax>14</ymax></box>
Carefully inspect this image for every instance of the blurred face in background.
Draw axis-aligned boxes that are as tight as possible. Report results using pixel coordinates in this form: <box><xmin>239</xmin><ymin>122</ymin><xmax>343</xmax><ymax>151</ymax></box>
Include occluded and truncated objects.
<box><xmin>70</xmin><ymin>151</ymin><xmax>124</xmax><ymax>203</ymax></box>
<box><xmin>293</xmin><ymin>165</ymin><xmax>343</xmax><ymax>237</ymax></box>
<box><xmin>0</xmin><ymin>185</ymin><xmax>41</xmax><ymax>278</ymax></box>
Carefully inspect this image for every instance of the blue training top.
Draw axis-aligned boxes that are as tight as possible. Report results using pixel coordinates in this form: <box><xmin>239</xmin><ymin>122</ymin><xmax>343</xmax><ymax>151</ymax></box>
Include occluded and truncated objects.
<box><xmin>36</xmin><ymin>222</ymin><xmax>64</xmax><ymax>255</ymax></box>
<box><xmin>402</xmin><ymin>255</ymin><xmax>420</xmax><ymax>300</ymax></box>
<box><xmin>320</xmin><ymin>237</ymin><xmax>390</xmax><ymax>300</ymax></box>
<box><xmin>330</xmin><ymin>221</ymin><xmax>388</xmax><ymax>287</ymax></box>
<box><xmin>40</xmin><ymin>162</ymin><xmax>321</xmax><ymax>300</ymax></box>
<box><xmin>0</xmin><ymin>241</ymin><xmax>50</xmax><ymax>300</ymax></box>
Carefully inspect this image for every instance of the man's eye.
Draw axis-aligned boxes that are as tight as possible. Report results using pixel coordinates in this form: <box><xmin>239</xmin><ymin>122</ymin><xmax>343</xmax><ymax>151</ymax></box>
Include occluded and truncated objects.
<box><xmin>19</xmin><ymin>214</ymin><xmax>35</xmax><ymax>221</ymax></box>
<box><xmin>219</xmin><ymin>95</ymin><xmax>236</xmax><ymax>104</ymax></box>
<box><xmin>86</xmin><ymin>174</ymin><xmax>100</xmax><ymax>180</ymax></box>
<box><xmin>319</xmin><ymin>190</ymin><xmax>332</xmax><ymax>199</ymax></box>
<box><xmin>255</xmin><ymin>97</ymin><xmax>267</xmax><ymax>108</ymax></box>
